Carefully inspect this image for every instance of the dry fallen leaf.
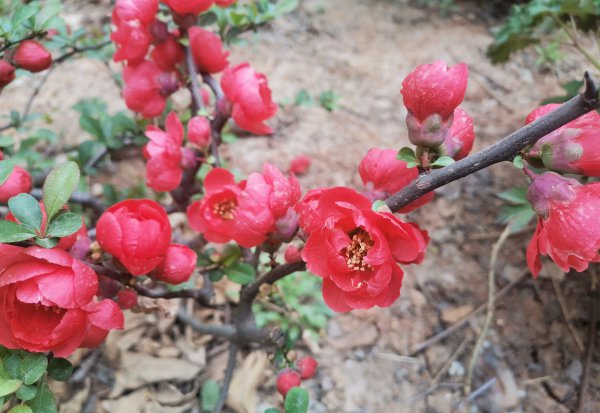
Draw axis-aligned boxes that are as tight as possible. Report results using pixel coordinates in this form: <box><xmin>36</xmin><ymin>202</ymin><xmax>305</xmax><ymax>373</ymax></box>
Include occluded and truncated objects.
<box><xmin>227</xmin><ymin>351</ymin><xmax>268</xmax><ymax>413</ymax></box>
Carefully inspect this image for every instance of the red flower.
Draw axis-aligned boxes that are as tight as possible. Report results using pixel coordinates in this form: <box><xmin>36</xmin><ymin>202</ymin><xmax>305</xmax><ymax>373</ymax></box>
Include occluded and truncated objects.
<box><xmin>295</xmin><ymin>187</ymin><xmax>327</xmax><ymax>235</ymax></box>
<box><xmin>284</xmin><ymin>244</ymin><xmax>303</xmax><ymax>264</ymax></box>
<box><xmin>401</xmin><ymin>61</ymin><xmax>468</xmax><ymax>147</ymax></box>
<box><xmin>152</xmin><ymin>244</ymin><xmax>197</xmax><ymax>284</ymax></box>
<box><xmin>0</xmin><ymin>245</ymin><xmax>124</xmax><ymax>357</ymax></box>
<box><xmin>163</xmin><ymin>0</ymin><xmax>214</xmax><ymax>15</ymax></box>
<box><xmin>221</xmin><ymin>62</ymin><xmax>278</xmax><ymax>135</ymax></box>
<box><xmin>296</xmin><ymin>356</ymin><xmax>318</xmax><ymax>379</ymax></box>
<box><xmin>96</xmin><ymin>199</ymin><xmax>172</xmax><ymax>275</ymax></box>
<box><xmin>276</xmin><ymin>368</ymin><xmax>301</xmax><ymax>397</ymax></box>
<box><xmin>0</xmin><ymin>166</ymin><xmax>32</xmax><ymax>203</ymax></box>
<box><xmin>300</xmin><ymin>187</ymin><xmax>428</xmax><ymax>312</ymax></box>
<box><xmin>113</xmin><ymin>0</ymin><xmax>158</xmax><ymax>25</ymax></box>
<box><xmin>288</xmin><ymin>155</ymin><xmax>311</xmax><ymax>175</ymax></box>
<box><xmin>189</xmin><ymin>27</ymin><xmax>229</xmax><ymax>74</ymax></box>
<box><xmin>442</xmin><ymin>107</ymin><xmax>475</xmax><ymax>160</ymax></box>
<box><xmin>150</xmin><ymin>36</ymin><xmax>184</xmax><ymax>71</ymax></box>
<box><xmin>123</xmin><ymin>60</ymin><xmax>178</xmax><ymax>118</ymax></box>
<box><xmin>358</xmin><ymin>148</ymin><xmax>434</xmax><ymax>213</ymax></box>
<box><xmin>215</xmin><ymin>0</ymin><xmax>237</xmax><ymax>6</ymax></box>
<box><xmin>0</xmin><ymin>60</ymin><xmax>15</xmax><ymax>89</ymax></box>
<box><xmin>111</xmin><ymin>0</ymin><xmax>158</xmax><ymax>65</ymax></box>
<box><xmin>188</xmin><ymin>116</ymin><xmax>211</xmax><ymax>147</ymax></box>
<box><xmin>12</xmin><ymin>41</ymin><xmax>52</xmax><ymax>73</ymax></box>
<box><xmin>527</xmin><ymin>104</ymin><xmax>600</xmax><ymax>176</ymax></box>
<box><xmin>116</xmin><ymin>289</ymin><xmax>138</xmax><ymax>309</ymax></box>
<box><xmin>526</xmin><ymin>171</ymin><xmax>600</xmax><ymax>276</ymax></box>
<box><xmin>144</xmin><ymin>112</ymin><xmax>184</xmax><ymax>191</ymax></box>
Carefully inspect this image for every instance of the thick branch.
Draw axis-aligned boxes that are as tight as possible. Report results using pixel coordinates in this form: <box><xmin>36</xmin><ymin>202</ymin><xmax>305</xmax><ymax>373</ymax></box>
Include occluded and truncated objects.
<box><xmin>184</xmin><ymin>43</ymin><xmax>205</xmax><ymax>114</ymax></box>
<box><xmin>385</xmin><ymin>73</ymin><xmax>600</xmax><ymax>212</ymax></box>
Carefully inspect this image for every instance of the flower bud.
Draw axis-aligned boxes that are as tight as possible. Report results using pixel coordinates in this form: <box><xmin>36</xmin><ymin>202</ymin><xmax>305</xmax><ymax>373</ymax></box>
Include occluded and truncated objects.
<box><xmin>526</xmin><ymin>171</ymin><xmax>579</xmax><ymax>219</ymax></box>
<box><xmin>439</xmin><ymin>107</ymin><xmax>475</xmax><ymax>160</ymax></box>
<box><xmin>117</xmin><ymin>289</ymin><xmax>138</xmax><ymax>309</ymax></box>
<box><xmin>189</xmin><ymin>27</ymin><xmax>229</xmax><ymax>74</ymax></box>
<box><xmin>0</xmin><ymin>60</ymin><xmax>16</xmax><ymax>89</ymax></box>
<box><xmin>276</xmin><ymin>369</ymin><xmax>301</xmax><ymax>397</ymax></box>
<box><xmin>180</xmin><ymin>147</ymin><xmax>197</xmax><ymax>169</ymax></box>
<box><xmin>12</xmin><ymin>40</ymin><xmax>52</xmax><ymax>73</ymax></box>
<box><xmin>288</xmin><ymin>155</ymin><xmax>311</xmax><ymax>175</ymax></box>
<box><xmin>272</xmin><ymin>208</ymin><xmax>299</xmax><ymax>243</ymax></box>
<box><xmin>188</xmin><ymin>116</ymin><xmax>211</xmax><ymax>147</ymax></box>
<box><xmin>0</xmin><ymin>166</ymin><xmax>32</xmax><ymax>203</ymax></box>
<box><xmin>296</xmin><ymin>356</ymin><xmax>318</xmax><ymax>380</ymax></box>
<box><xmin>152</xmin><ymin>244</ymin><xmax>197</xmax><ymax>284</ymax></box>
<box><xmin>284</xmin><ymin>244</ymin><xmax>303</xmax><ymax>264</ymax></box>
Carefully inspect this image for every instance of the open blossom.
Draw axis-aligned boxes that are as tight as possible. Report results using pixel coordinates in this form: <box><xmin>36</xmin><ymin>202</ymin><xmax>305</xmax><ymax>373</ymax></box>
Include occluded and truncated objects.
<box><xmin>123</xmin><ymin>60</ymin><xmax>178</xmax><ymax>118</ymax></box>
<box><xmin>151</xmin><ymin>244</ymin><xmax>197</xmax><ymax>284</ymax></box>
<box><xmin>401</xmin><ymin>61</ymin><xmax>468</xmax><ymax>148</ymax></box>
<box><xmin>187</xmin><ymin>164</ymin><xmax>300</xmax><ymax>247</ymax></box>
<box><xmin>96</xmin><ymin>199</ymin><xmax>172</xmax><ymax>275</ymax></box>
<box><xmin>12</xmin><ymin>41</ymin><xmax>52</xmax><ymax>73</ymax></box>
<box><xmin>526</xmin><ymin>171</ymin><xmax>600</xmax><ymax>276</ymax></box>
<box><xmin>0</xmin><ymin>245</ymin><xmax>124</xmax><ymax>357</ymax></box>
<box><xmin>0</xmin><ymin>166</ymin><xmax>32</xmax><ymax>203</ymax></box>
<box><xmin>300</xmin><ymin>187</ymin><xmax>428</xmax><ymax>312</ymax></box>
<box><xmin>144</xmin><ymin>112</ymin><xmax>184</xmax><ymax>191</ymax></box>
<box><xmin>111</xmin><ymin>0</ymin><xmax>158</xmax><ymax>65</ymax></box>
<box><xmin>358</xmin><ymin>148</ymin><xmax>434</xmax><ymax>213</ymax></box>
<box><xmin>163</xmin><ymin>0</ymin><xmax>214</xmax><ymax>15</ymax></box>
<box><xmin>441</xmin><ymin>107</ymin><xmax>475</xmax><ymax>160</ymax></box>
<box><xmin>189</xmin><ymin>27</ymin><xmax>229</xmax><ymax>74</ymax></box>
<box><xmin>221</xmin><ymin>62</ymin><xmax>278</xmax><ymax>135</ymax></box>
<box><xmin>526</xmin><ymin>104</ymin><xmax>600</xmax><ymax>176</ymax></box>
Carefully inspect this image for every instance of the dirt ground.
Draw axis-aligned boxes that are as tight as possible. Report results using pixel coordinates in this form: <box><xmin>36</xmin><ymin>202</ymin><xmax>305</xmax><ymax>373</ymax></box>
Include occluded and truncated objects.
<box><xmin>1</xmin><ymin>0</ymin><xmax>599</xmax><ymax>412</ymax></box>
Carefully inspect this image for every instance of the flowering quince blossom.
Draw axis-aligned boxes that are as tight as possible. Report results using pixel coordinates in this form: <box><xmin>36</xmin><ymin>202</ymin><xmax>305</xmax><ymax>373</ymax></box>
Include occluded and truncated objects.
<box><xmin>221</xmin><ymin>62</ymin><xmax>278</xmax><ymax>135</ymax></box>
<box><xmin>162</xmin><ymin>0</ymin><xmax>215</xmax><ymax>16</ymax></box>
<box><xmin>0</xmin><ymin>60</ymin><xmax>16</xmax><ymax>89</ymax></box>
<box><xmin>151</xmin><ymin>244</ymin><xmax>197</xmax><ymax>284</ymax></box>
<box><xmin>0</xmin><ymin>244</ymin><xmax>124</xmax><ymax>357</ymax></box>
<box><xmin>299</xmin><ymin>187</ymin><xmax>429</xmax><ymax>312</ymax></box>
<box><xmin>526</xmin><ymin>104</ymin><xmax>600</xmax><ymax>176</ymax></box>
<box><xmin>358</xmin><ymin>148</ymin><xmax>434</xmax><ymax>213</ymax></box>
<box><xmin>123</xmin><ymin>60</ymin><xmax>179</xmax><ymax>118</ymax></box>
<box><xmin>0</xmin><ymin>166</ymin><xmax>32</xmax><ymax>203</ymax></box>
<box><xmin>12</xmin><ymin>40</ymin><xmax>52</xmax><ymax>73</ymax></box>
<box><xmin>189</xmin><ymin>27</ymin><xmax>230</xmax><ymax>74</ymax></box>
<box><xmin>144</xmin><ymin>112</ymin><xmax>184</xmax><ymax>191</ymax></box>
<box><xmin>288</xmin><ymin>155</ymin><xmax>311</xmax><ymax>175</ymax></box>
<box><xmin>111</xmin><ymin>0</ymin><xmax>158</xmax><ymax>65</ymax></box>
<box><xmin>151</xmin><ymin>36</ymin><xmax>185</xmax><ymax>71</ymax></box>
<box><xmin>401</xmin><ymin>60</ymin><xmax>468</xmax><ymax>148</ymax></box>
<box><xmin>187</xmin><ymin>164</ymin><xmax>300</xmax><ymax>247</ymax></box>
<box><xmin>440</xmin><ymin>107</ymin><xmax>475</xmax><ymax>160</ymax></box>
<box><xmin>188</xmin><ymin>116</ymin><xmax>211</xmax><ymax>147</ymax></box>
<box><xmin>526</xmin><ymin>171</ymin><xmax>600</xmax><ymax>276</ymax></box>
<box><xmin>96</xmin><ymin>199</ymin><xmax>172</xmax><ymax>275</ymax></box>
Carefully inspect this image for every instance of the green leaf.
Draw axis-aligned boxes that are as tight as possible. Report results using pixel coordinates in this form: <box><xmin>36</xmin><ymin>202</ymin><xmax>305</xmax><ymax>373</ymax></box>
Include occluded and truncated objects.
<box><xmin>0</xmin><ymin>379</ymin><xmax>22</xmax><ymax>397</ymax></box>
<box><xmin>430</xmin><ymin>156</ymin><xmax>455</xmax><ymax>167</ymax></box>
<box><xmin>45</xmin><ymin>213</ymin><xmax>82</xmax><ymax>238</ymax></box>
<box><xmin>284</xmin><ymin>387</ymin><xmax>309</xmax><ymax>413</ymax></box>
<box><xmin>16</xmin><ymin>384</ymin><xmax>38</xmax><ymax>402</ymax></box>
<box><xmin>221</xmin><ymin>245</ymin><xmax>242</xmax><ymax>267</ymax></box>
<box><xmin>0</xmin><ymin>160</ymin><xmax>14</xmax><ymax>186</ymax></box>
<box><xmin>8</xmin><ymin>194</ymin><xmax>42</xmax><ymax>232</ymax></box>
<box><xmin>34</xmin><ymin>238</ymin><xmax>59</xmax><ymax>249</ymax></box>
<box><xmin>0</xmin><ymin>221</ymin><xmax>36</xmax><ymax>243</ymax></box>
<box><xmin>512</xmin><ymin>155</ymin><xmax>524</xmax><ymax>169</ymax></box>
<box><xmin>42</xmin><ymin>161</ymin><xmax>80</xmax><ymax>222</ymax></box>
<box><xmin>224</xmin><ymin>262</ymin><xmax>256</xmax><ymax>285</ymax></box>
<box><xmin>0</xmin><ymin>136</ymin><xmax>14</xmax><ymax>148</ymax></box>
<box><xmin>200</xmin><ymin>379</ymin><xmax>220</xmax><ymax>412</ymax></box>
<box><xmin>397</xmin><ymin>147</ymin><xmax>417</xmax><ymax>163</ymax></box>
<box><xmin>294</xmin><ymin>90</ymin><xmax>313</xmax><ymax>107</ymax></box>
<box><xmin>318</xmin><ymin>90</ymin><xmax>341</xmax><ymax>112</ymax></box>
<box><xmin>208</xmin><ymin>269</ymin><xmax>224</xmax><ymax>282</ymax></box>
<box><xmin>25</xmin><ymin>380</ymin><xmax>56</xmax><ymax>413</ymax></box>
<box><xmin>20</xmin><ymin>354</ymin><xmax>47</xmax><ymax>386</ymax></box>
<box><xmin>46</xmin><ymin>359</ymin><xmax>73</xmax><ymax>382</ymax></box>
<box><xmin>9</xmin><ymin>405</ymin><xmax>33</xmax><ymax>413</ymax></box>
<box><xmin>4</xmin><ymin>354</ymin><xmax>21</xmax><ymax>379</ymax></box>
<box><xmin>497</xmin><ymin>187</ymin><xmax>529</xmax><ymax>205</ymax></box>
<box><xmin>264</xmin><ymin>409</ymin><xmax>280</xmax><ymax>413</ymax></box>
<box><xmin>276</xmin><ymin>0</ymin><xmax>299</xmax><ymax>14</ymax></box>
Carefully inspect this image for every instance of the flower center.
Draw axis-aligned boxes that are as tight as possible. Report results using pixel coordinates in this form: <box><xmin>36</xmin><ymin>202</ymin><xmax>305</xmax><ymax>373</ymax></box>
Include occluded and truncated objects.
<box><xmin>344</xmin><ymin>228</ymin><xmax>374</xmax><ymax>272</ymax></box>
<box><xmin>213</xmin><ymin>199</ymin><xmax>237</xmax><ymax>220</ymax></box>
<box><xmin>34</xmin><ymin>303</ymin><xmax>65</xmax><ymax>315</ymax></box>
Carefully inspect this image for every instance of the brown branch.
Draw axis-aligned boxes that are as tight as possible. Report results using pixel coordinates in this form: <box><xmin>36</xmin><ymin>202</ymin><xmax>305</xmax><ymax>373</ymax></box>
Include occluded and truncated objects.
<box><xmin>184</xmin><ymin>42</ymin><xmax>205</xmax><ymax>114</ymax></box>
<box><xmin>385</xmin><ymin>72</ymin><xmax>600</xmax><ymax>212</ymax></box>
<box><xmin>241</xmin><ymin>261</ymin><xmax>307</xmax><ymax>304</ymax></box>
<box><xmin>213</xmin><ymin>344</ymin><xmax>238</xmax><ymax>413</ymax></box>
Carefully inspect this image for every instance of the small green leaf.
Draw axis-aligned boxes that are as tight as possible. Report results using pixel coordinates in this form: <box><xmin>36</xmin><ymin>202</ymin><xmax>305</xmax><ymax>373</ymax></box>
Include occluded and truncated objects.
<box><xmin>513</xmin><ymin>155</ymin><xmax>524</xmax><ymax>169</ymax></box>
<box><xmin>9</xmin><ymin>405</ymin><xmax>33</xmax><ymax>413</ymax></box>
<box><xmin>497</xmin><ymin>187</ymin><xmax>529</xmax><ymax>205</ymax></box>
<box><xmin>208</xmin><ymin>269</ymin><xmax>224</xmax><ymax>282</ymax></box>
<box><xmin>16</xmin><ymin>384</ymin><xmax>38</xmax><ymax>402</ymax></box>
<box><xmin>431</xmin><ymin>156</ymin><xmax>455</xmax><ymax>167</ymax></box>
<box><xmin>35</xmin><ymin>238</ymin><xmax>59</xmax><ymax>249</ymax></box>
<box><xmin>284</xmin><ymin>387</ymin><xmax>309</xmax><ymax>413</ymax></box>
<box><xmin>264</xmin><ymin>409</ymin><xmax>281</xmax><ymax>413</ymax></box>
<box><xmin>0</xmin><ymin>221</ymin><xmax>36</xmax><ymax>243</ymax></box>
<box><xmin>200</xmin><ymin>379</ymin><xmax>220</xmax><ymax>412</ymax></box>
<box><xmin>8</xmin><ymin>194</ymin><xmax>43</xmax><ymax>232</ymax></box>
<box><xmin>397</xmin><ymin>147</ymin><xmax>417</xmax><ymax>163</ymax></box>
<box><xmin>221</xmin><ymin>245</ymin><xmax>242</xmax><ymax>267</ymax></box>
<box><xmin>0</xmin><ymin>379</ymin><xmax>22</xmax><ymax>397</ymax></box>
<box><xmin>4</xmin><ymin>354</ymin><xmax>21</xmax><ymax>379</ymax></box>
<box><xmin>0</xmin><ymin>160</ymin><xmax>14</xmax><ymax>186</ymax></box>
<box><xmin>45</xmin><ymin>213</ymin><xmax>82</xmax><ymax>238</ymax></box>
<box><xmin>20</xmin><ymin>354</ymin><xmax>48</xmax><ymax>385</ymax></box>
<box><xmin>42</xmin><ymin>162</ymin><xmax>80</xmax><ymax>222</ymax></box>
<box><xmin>224</xmin><ymin>262</ymin><xmax>256</xmax><ymax>285</ymax></box>
<box><xmin>25</xmin><ymin>380</ymin><xmax>56</xmax><ymax>413</ymax></box>
<box><xmin>276</xmin><ymin>0</ymin><xmax>299</xmax><ymax>14</ymax></box>
<box><xmin>47</xmin><ymin>359</ymin><xmax>73</xmax><ymax>382</ymax></box>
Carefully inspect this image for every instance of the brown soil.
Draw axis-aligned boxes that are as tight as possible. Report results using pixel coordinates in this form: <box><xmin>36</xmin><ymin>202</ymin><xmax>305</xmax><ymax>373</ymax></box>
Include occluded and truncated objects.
<box><xmin>1</xmin><ymin>0</ymin><xmax>598</xmax><ymax>412</ymax></box>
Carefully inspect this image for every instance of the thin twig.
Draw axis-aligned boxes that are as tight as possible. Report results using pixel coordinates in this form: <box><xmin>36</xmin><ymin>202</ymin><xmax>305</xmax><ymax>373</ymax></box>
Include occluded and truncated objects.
<box><xmin>464</xmin><ymin>224</ymin><xmax>512</xmax><ymax>394</ymax></box>
<box><xmin>213</xmin><ymin>344</ymin><xmax>238</xmax><ymax>413</ymax></box>
<box><xmin>410</xmin><ymin>269</ymin><xmax>529</xmax><ymax>355</ymax></box>
<box><xmin>241</xmin><ymin>262</ymin><xmax>307</xmax><ymax>304</ymax></box>
<box><xmin>454</xmin><ymin>378</ymin><xmax>497</xmax><ymax>411</ymax></box>
<box><xmin>184</xmin><ymin>43</ymin><xmax>205</xmax><ymax>114</ymax></box>
<box><xmin>577</xmin><ymin>270</ymin><xmax>599</xmax><ymax>413</ymax></box>
<box><xmin>430</xmin><ymin>332</ymin><xmax>471</xmax><ymax>386</ymax></box>
<box><xmin>552</xmin><ymin>276</ymin><xmax>585</xmax><ymax>353</ymax></box>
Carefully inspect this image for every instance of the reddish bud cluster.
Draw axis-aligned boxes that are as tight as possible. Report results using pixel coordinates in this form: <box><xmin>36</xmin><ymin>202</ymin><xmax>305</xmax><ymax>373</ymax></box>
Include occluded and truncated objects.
<box><xmin>276</xmin><ymin>356</ymin><xmax>318</xmax><ymax>397</ymax></box>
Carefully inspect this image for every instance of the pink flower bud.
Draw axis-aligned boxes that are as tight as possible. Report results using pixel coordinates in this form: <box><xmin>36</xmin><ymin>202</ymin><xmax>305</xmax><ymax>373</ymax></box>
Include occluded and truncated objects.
<box><xmin>117</xmin><ymin>289</ymin><xmax>138</xmax><ymax>309</ymax></box>
<box><xmin>0</xmin><ymin>166</ymin><xmax>32</xmax><ymax>203</ymax></box>
<box><xmin>295</xmin><ymin>356</ymin><xmax>318</xmax><ymax>379</ymax></box>
<box><xmin>188</xmin><ymin>116</ymin><xmax>211</xmax><ymax>147</ymax></box>
<box><xmin>289</xmin><ymin>155</ymin><xmax>311</xmax><ymax>175</ymax></box>
<box><xmin>441</xmin><ymin>107</ymin><xmax>475</xmax><ymax>160</ymax></box>
<box><xmin>273</xmin><ymin>208</ymin><xmax>299</xmax><ymax>243</ymax></box>
<box><xmin>276</xmin><ymin>369</ymin><xmax>301</xmax><ymax>397</ymax></box>
<box><xmin>12</xmin><ymin>40</ymin><xmax>52</xmax><ymax>73</ymax></box>
<box><xmin>164</xmin><ymin>0</ymin><xmax>214</xmax><ymax>16</ymax></box>
<box><xmin>189</xmin><ymin>27</ymin><xmax>229</xmax><ymax>74</ymax></box>
<box><xmin>152</xmin><ymin>244</ymin><xmax>197</xmax><ymax>284</ymax></box>
<box><xmin>0</xmin><ymin>60</ymin><xmax>15</xmax><ymax>89</ymax></box>
<box><xmin>0</xmin><ymin>150</ymin><xmax>3</xmax><ymax>160</ymax></box>
<box><xmin>284</xmin><ymin>244</ymin><xmax>303</xmax><ymax>264</ymax></box>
